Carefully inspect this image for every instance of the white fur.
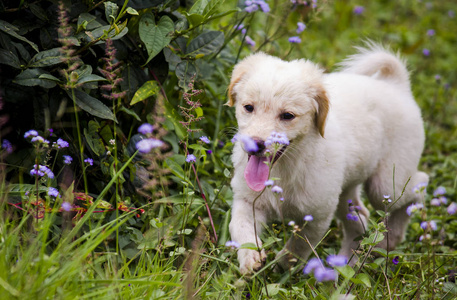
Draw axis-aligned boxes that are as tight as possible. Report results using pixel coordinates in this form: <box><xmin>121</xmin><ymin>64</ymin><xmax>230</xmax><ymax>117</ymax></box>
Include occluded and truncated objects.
<box><xmin>227</xmin><ymin>45</ymin><xmax>428</xmax><ymax>274</ymax></box>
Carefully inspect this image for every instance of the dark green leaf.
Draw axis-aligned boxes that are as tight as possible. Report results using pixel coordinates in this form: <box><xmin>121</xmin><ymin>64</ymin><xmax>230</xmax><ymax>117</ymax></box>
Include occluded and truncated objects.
<box><xmin>77</xmin><ymin>13</ymin><xmax>102</xmax><ymax>31</ymax></box>
<box><xmin>12</xmin><ymin>42</ymin><xmax>31</xmax><ymax>62</ymax></box>
<box><xmin>0</xmin><ymin>49</ymin><xmax>21</xmax><ymax>69</ymax></box>
<box><xmin>5</xmin><ymin>184</ymin><xmax>48</xmax><ymax>195</ymax></box>
<box><xmin>104</xmin><ymin>1</ymin><xmax>119</xmax><ymax>23</ymax></box>
<box><xmin>139</xmin><ymin>13</ymin><xmax>174</xmax><ymax>65</ymax></box>
<box><xmin>28</xmin><ymin>48</ymin><xmax>64</xmax><ymax>68</ymax></box>
<box><xmin>39</xmin><ymin>74</ymin><xmax>61</xmax><ymax>82</ymax></box>
<box><xmin>77</xmin><ymin>74</ymin><xmax>108</xmax><ymax>85</ymax></box>
<box><xmin>175</xmin><ymin>60</ymin><xmax>197</xmax><ymax>90</ymax></box>
<box><xmin>0</xmin><ymin>20</ymin><xmax>39</xmax><ymax>52</ymax></box>
<box><xmin>186</xmin><ymin>31</ymin><xmax>224</xmax><ymax>57</ymax></box>
<box><xmin>119</xmin><ymin>106</ymin><xmax>141</xmax><ymax>121</ymax></box>
<box><xmin>66</xmin><ymin>89</ymin><xmax>117</xmax><ymax>122</ymax></box>
<box><xmin>14</xmin><ymin>69</ymin><xmax>56</xmax><ymax>88</ymax></box>
<box><xmin>126</xmin><ymin>7</ymin><xmax>139</xmax><ymax>15</ymax></box>
<box><xmin>130</xmin><ymin>80</ymin><xmax>159</xmax><ymax>106</ymax></box>
<box><xmin>84</xmin><ymin>120</ymin><xmax>105</xmax><ymax>156</ymax></box>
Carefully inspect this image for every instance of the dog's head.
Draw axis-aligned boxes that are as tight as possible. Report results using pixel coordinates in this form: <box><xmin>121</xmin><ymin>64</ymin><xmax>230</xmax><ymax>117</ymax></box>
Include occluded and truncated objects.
<box><xmin>228</xmin><ymin>53</ymin><xmax>329</xmax><ymax>191</ymax></box>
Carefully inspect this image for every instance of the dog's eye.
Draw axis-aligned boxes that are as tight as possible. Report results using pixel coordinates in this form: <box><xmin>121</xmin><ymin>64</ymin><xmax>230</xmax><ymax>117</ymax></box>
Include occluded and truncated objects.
<box><xmin>280</xmin><ymin>112</ymin><xmax>295</xmax><ymax>120</ymax></box>
<box><xmin>244</xmin><ymin>105</ymin><xmax>254</xmax><ymax>113</ymax></box>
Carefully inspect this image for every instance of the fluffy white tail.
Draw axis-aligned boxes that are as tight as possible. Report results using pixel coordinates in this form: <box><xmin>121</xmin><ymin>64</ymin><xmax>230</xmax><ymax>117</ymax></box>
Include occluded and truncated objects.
<box><xmin>339</xmin><ymin>42</ymin><xmax>410</xmax><ymax>88</ymax></box>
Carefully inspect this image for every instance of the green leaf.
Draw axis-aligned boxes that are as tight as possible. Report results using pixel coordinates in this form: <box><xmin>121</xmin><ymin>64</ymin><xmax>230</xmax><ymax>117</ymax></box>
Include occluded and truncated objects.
<box><xmin>88</xmin><ymin>24</ymin><xmax>128</xmax><ymax>42</ymax></box>
<box><xmin>195</xmin><ymin>106</ymin><xmax>203</xmax><ymax>118</ymax></box>
<box><xmin>39</xmin><ymin>74</ymin><xmax>61</xmax><ymax>83</ymax></box>
<box><xmin>139</xmin><ymin>13</ymin><xmax>174</xmax><ymax>65</ymax></box>
<box><xmin>28</xmin><ymin>48</ymin><xmax>64</xmax><ymax>68</ymax></box>
<box><xmin>336</xmin><ymin>265</ymin><xmax>355</xmax><ymax>279</ymax></box>
<box><xmin>163</xmin><ymin>96</ymin><xmax>186</xmax><ymax>140</ymax></box>
<box><xmin>104</xmin><ymin>1</ymin><xmax>119</xmax><ymax>23</ymax></box>
<box><xmin>0</xmin><ymin>49</ymin><xmax>21</xmax><ymax>69</ymax></box>
<box><xmin>129</xmin><ymin>80</ymin><xmax>159</xmax><ymax>106</ymax></box>
<box><xmin>5</xmin><ymin>184</ymin><xmax>48</xmax><ymax>195</ymax></box>
<box><xmin>77</xmin><ymin>74</ymin><xmax>108</xmax><ymax>85</ymax></box>
<box><xmin>262</xmin><ymin>284</ymin><xmax>280</xmax><ymax>297</ymax></box>
<box><xmin>176</xmin><ymin>60</ymin><xmax>197</xmax><ymax>90</ymax></box>
<box><xmin>126</xmin><ymin>7</ymin><xmax>139</xmax><ymax>15</ymax></box>
<box><xmin>83</xmin><ymin>120</ymin><xmax>105</xmax><ymax>156</ymax></box>
<box><xmin>77</xmin><ymin>13</ymin><xmax>102</xmax><ymax>31</ymax></box>
<box><xmin>164</xmin><ymin>158</ymin><xmax>186</xmax><ymax>182</ymax></box>
<box><xmin>355</xmin><ymin>273</ymin><xmax>372</xmax><ymax>288</ymax></box>
<box><xmin>66</xmin><ymin>89</ymin><xmax>117</xmax><ymax>122</ymax></box>
<box><xmin>186</xmin><ymin>31</ymin><xmax>224</xmax><ymax>57</ymax></box>
<box><xmin>189</xmin><ymin>0</ymin><xmax>210</xmax><ymax>15</ymax></box>
<box><xmin>239</xmin><ymin>243</ymin><xmax>259</xmax><ymax>250</ymax></box>
<box><xmin>361</xmin><ymin>231</ymin><xmax>384</xmax><ymax>246</ymax></box>
<box><xmin>0</xmin><ymin>20</ymin><xmax>39</xmax><ymax>52</ymax></box>
<box><xmin>119</xmin><ymin>106</ymin><xmax>141</xmax><ymax>121</ymax></box>
<box><xmin>14</xmin><ymin>68</ymin><xmax>57</xmax><ymax>88</ymax></box>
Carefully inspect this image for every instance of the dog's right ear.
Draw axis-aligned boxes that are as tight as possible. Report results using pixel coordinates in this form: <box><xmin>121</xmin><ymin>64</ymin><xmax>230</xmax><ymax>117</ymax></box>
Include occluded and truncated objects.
<box><xmin>226</xmin><ymin>69</ymin><xmax>245</xmax><ymax>107</ymax></box>
<box><xmin>315</xmin><ymin>86</ymin><xmax>330</xmax><ymax>138</ymax></box>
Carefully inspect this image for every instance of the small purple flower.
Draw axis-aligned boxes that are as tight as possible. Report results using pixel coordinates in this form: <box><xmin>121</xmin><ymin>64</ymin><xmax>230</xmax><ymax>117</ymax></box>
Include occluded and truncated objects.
<box><xmin>303</xmin><ymin>258</ymin><xmax>322</xmax><ymax>274</ymax></box>
<box><xmin>427</xmin><ymin>29</ymin><xmax>435</xmax><ymax>36</ymax></box>
<box><xmin>288</xmin><ymin>220</ymin><xmax>295</xmax><ymax>226</ymax></box>
<box><xmin>24</xmin><ymin>130</ymin><xmax>39</xmax><ymax>138</ymax></box>
<box><xmin>2</xmin><ymin>139</ymin><xmax>13</xmax><ymax>153</ymax></box>
<box><xmin>48</xmin><ymin>187</ymin><xmax>60</xmax><ymax>198</ymax></box>
<box><xmin>412</xmin><ymin>182</ymin><xmax>427</xmax><ymax>194</ymax></box>
<box><xmin>430</xmin><ymin>198</ymin><xmax>441</xmax><ymax>206</ymax></box>
<box><xmin>264</xmin><ymin>179</ymin><xmax>274</xmax><ymax>186</ymax></box>
<box><xmin>433</xmin><ymin>186</ymin><xmax>446</xmax><ymax>197</ymax></box>
<box><xmin>199</xmin><ymin>136</ymin><xmax>210</xmax><ymax>144</ymax></box>
<box><xmin>406</xmin><ymin>203</ymin><xmax>424</xmax><ymax>216</ymax></box>
<box><xmin>439</xmin><ymin>196</ymin><xmax>448</xmax><ymax>205</ymax></box>
<box><xmin>296</xmin><ymin>22</ymin><xmax>306</xmax><ymax>33</ymax></box>
<box><xmin>435</xmin><ymin>74</ymin><xmax>441</xmax><ymax>81</ymax></box>
<box><xmin>54</xmin><ymin>138</ymin><xmax>69</xmax><ymax>149</ymax></box>
<box><xmin>257</xmin><ymin>1</ymin><xmax>270</xmax><ymax>13</ymax></box>
<box><xmin>314</xmin><ymin>267</ymin><xmax>337</xmax><ymax>282</ymax></box>
<box><xmin>31</xmin><ymin>136</ymin><xmax>49</xmax><ymax>144</ymax></box>
<box><xmin>136</xmin><ymin>138</ymin><xmax>164</xmax><ymax>153</ymax></box>
<box><xmin>422</xmin><ymin>49</ymin><xmax>430</xmax><ymax>56</ymax></box>
<box><xmin>138</xmin><ymin>123</ymin><xmax>154</xmax><ymax>135</ymax></box>
<box><xmin>61</xmin><ymin>202</ymin><xmax>72</xmax><ymax>212</ymax></box>
<box><xmin>265</xmin><ymin>132</ymin><xmax>289</xmax><ymax>146</ymax></box>
<box><xmin>186</xmin><ymin>154</ymin><xmax>197</xmax><ymax>163</ymax></box>
<box><xmin>279</xmin><ymin>197</ymin><xmax>284</xmax><ymax>201</ymax></box>
<box><xmin>347</xmin><ymin>213</ymin><xmax>358</xmax><ymax>221</ymax></box>
<box><xmin>392</xmin><ymin>256</ymin><xmax>399</xmax><ymax>265</ymax></box>
<box><xmin>447</xmin><ymin>202</ymin><xmax>457</xmax><ymax>215</ymax></box>
<box><xmin>235</xmin><ymin>24</ymin><xmax>245</xmax><ymax>31</ymax></box>
<box><xmin>207</xmin><ymin>150</ymin><xmax>212</xmax><ymax>155</ymax></box>
<box><xmin>84</xmin><ymin>158</ymin><xmax>94</xmax><ymax>166</ymax></box>
<box><xmin>63</xmin><ymin>155</ymin><xmax>72</xmax><ymax>165</ymax></box>
<box><xmin>245</xmin><ymin>4</ymin><xmax>258</xmax><ymax>13</ymax></box>
<box><xmin>30</xmin><ymin>165</ymin><xmax>55</xmax><ymax>179</ymax></box>
<box><xmin>353</xmin><ymin>6</ymin><xmax>364</xmax><ymax>15</ymax></box>
<box><xmin>304</xmin><ymin>215</ymin><xmax>313</xmax><ymax>222</ymax></box>
<box><xmin>326</xmin><ymin>255</ymin><xmax>348</xmax><ymax>267</ymax></box>
<box><xmin>232</xmin><ymin>134</ymin><xmax>259</xmax><ymax>153</ymax></box>
<box><xmin>48</xmin><ymin>128</ymin><xmax>54</xmax><ymax>136</ymax></box>
<box><xmin>225</xmin><ymin>240</ymin><xmax>241</xmax><ymax>249</ymax></box>
<box><xmin>245</xmin><ymin>36</ymin><xmax>256</xmax><ymax>47</ymax></box>
<box><xmin>288</xmin><ymin>36</ymin><xmax>302</xmax><ymax>44</ymax></box>
<box><xmin>271</xmin><ymin>185</ymin><xmax>283</xmax><ymax>194</ymax></box>
<box><xmin>449</xmin><ymin>10</ymin><xmax>455</xmax><ymax>18</ymax></box>
<box><xmin>420</xmin><ymin>221</ymin><xmax>428</xmax><ymax>230</ymax></box>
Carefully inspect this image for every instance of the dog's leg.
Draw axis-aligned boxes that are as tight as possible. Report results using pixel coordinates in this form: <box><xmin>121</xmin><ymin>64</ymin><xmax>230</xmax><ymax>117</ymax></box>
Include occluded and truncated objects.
<box><xmin>275</xmin><ymin>216</ymin><xmax>333</xmax><ymax>271</ymax></box>
<box><xmin>335</xmin><ymin>185</ymin><xmax>369</xmax><ymax>265</ymax></box>
<box><xmin>366</xmin><ymin>169</ymin><xmax>429</xmax><ymax>250</ymax></box>
<box><xmin>229</xmin><ymin>198</ymin><xmax>267</xmax><ymax>274</ymax></box>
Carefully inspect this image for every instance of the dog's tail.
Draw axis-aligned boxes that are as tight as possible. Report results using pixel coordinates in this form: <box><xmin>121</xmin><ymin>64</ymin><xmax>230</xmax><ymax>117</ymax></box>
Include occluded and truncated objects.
<box><xmin>338</xmin><ymin>42</ymin><xmax>410</xmax><ymax>89</ymax></box>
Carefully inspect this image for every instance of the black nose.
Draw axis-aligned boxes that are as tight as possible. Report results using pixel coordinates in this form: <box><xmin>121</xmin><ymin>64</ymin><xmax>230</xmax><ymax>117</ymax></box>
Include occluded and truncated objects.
<box><xmin>249</xmin><ymin>138</ymin><xmax>265</xmax><ymax>155</ymax></box>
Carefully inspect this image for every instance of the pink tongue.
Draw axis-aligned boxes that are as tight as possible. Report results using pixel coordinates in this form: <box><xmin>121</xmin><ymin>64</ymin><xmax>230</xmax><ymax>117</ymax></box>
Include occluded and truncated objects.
<box><xmin>244</xmin><ymin>156</ymin><xmax>270</xmax><ymax>191</ymax></box>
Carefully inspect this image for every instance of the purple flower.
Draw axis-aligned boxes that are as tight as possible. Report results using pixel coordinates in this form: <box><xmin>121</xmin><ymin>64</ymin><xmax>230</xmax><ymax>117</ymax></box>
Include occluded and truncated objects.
<box><xmin>2</xmin><ymin>139</ymin><xmax>13</xmax><ymax>153</ymax></box>
<box><xmin>304</xmin><ymin>215</ymin><xmax>313</xmax><ymax>222</ymax></box>
<box><xmin>257</xmin><ymin>1</ymin><xmax>270</xmax><ymax>13</ymax></box>
<box><xmin>264</xmin><ymin>179</ymin><xmax>274</xmax><ymax>186</ymax></box>
<box><xmin>326</xmin><ymin>255</ymin><xmax>348</xmax><ymax>267</ymax></box>
<box><xmin>288</xmin><ymin>36</ymin><xmax>302</xmax><ymax>44</ymax></box>
<box><xmin>265</xmin><ymin>132</ymin><xmax>289</xmax><ymax>147</ymax></box>
<box><xmin>24</xmin><ymin>130</ymin><xmax>39</xmax><ymax>138</ymax></box>
<box><xmin>288</xmin><ymin>220</ymin><xmax>295</xmax><ymax>226</ymax></box>
<box><xmin>138</xmin><ymin>123</ymin><xmax>154</xmax><ymax>135</ymax></box>
<box><xmin>314</xmin><ymin>267</ymin><xmax>337</xmax><ymax>282</ymax></box>
<box><xmin>199</xmin><ymin>136</ymin><xmax>210</xmax><ymax>144</ymax></box>
<box><xmin>439</xmin><ymin>196</ymin><xmax>448</xmax><ymax>205</ymax></box>
<box><xmin>353</xmin><ymin>6</ymin><xmax>364</xmax><ymax>15</ymax></box>
<box><xmin>449</xmin><ymin>10</ymin><xmax>455</xmax><ymax>18</ymax></box>
<box><xmin>392</xmin><ymin>256</ymin><xmax>399</xmax><ymax>265</ymax></box>
<box><xmin>430</xmin><ymin>198</ymin><xmax>441</xmax><ymax>206</ymax></box>
<box><xmin>427</xmin><ymin>29</ymin><xmax>435</xmax><ymax>36</ymax></box>
<box><xmin>186</xmin><ymin>154</ymin><xmax>197</xmax><ymax>163</ymax></box>
<box><xmin>61</xmin><ymin>202</ymin><xmax>72</xmax><ymax>212</ymax></box>
<box><xmin>245</xmin><ymin>4</ymin><xmax>258</xmax><ymax>13</ymax></box>
<box><xmin>48</xmin><ymin>187</ymin><xmax>60</xmax><ymax>198</ymax></box>
<box><xmin>412</xmin><ymin>182</ymin><xmax>427</xmax><ymax>194</ymax></box>
<box><xmin>433</xmin><ymin>186</ymin><xmax>446</xmax><ymax>197</ymax></box>
<box><xmin>422</xmin><ymin>49</ymin><xmax>430</xmax><ymax>56</ymax></box>
<box><xmin>303</xmin><ymin>258</ymin><xmax>322</xmax><ymax>274</ymax></box>
<box><xmin>279</xmin><ymin>197</ymin><xmax>284</xmax><ymax>201</ymax></box>
<box><xmin>84</xmin><ymin>158</ymin><xmax>94</xmax><ymax>166</ymax></box>
<box><xmin>406</xmin><ymin>203</ymin><xmax>424</xmax><ymax>216</ymax></box>
<box><xmin>31</xmin><ymin>136</ymin><xmax>49</xmax><ymax>144</ymax></box>
<box><xmin>245</xmin><ymin>36</ymin><xmax>256</xmax><ymax>47</ymax></box>
<box><xmin>296</xmin><ymin>22</ymin><xmax>306</xmax><ymax>33</ymax></box>
<box><xmin>225</xmin><ymin>240</ymin><xmax>241</xmax><ymax>249</ymax></box>
<box><xmin>48</xmin><ymin>128</ymin><xmax>54</xmax><ymax>136</ymax></box>
<box><xmin>30</xmin><ymin>165</ymin><xmax>55</xmax><ymax>179</ymax></box>
<box><xmin>136</xmin><ymin>138</ymin><xmax>164</xmax><ymax>153</ymax></box>
<box><xmin>232</xmin><ymin>134</ymin><xmax>259</xmax><ymax>153</ymax></box>
<box><xmin>347</xmin><ymin>213</ymin><xmax>358</xmax><ymax>221</ymax></box>
<box><xmin>54</xmin><ymin>138</ymin><xmax>69</xmax><ymax>149</ymax></box>
<box><xmin>63</xmin><ymin>155</ymin><xmax>72</xmax><ymax>165</ymax></box>
<box><xmin>447</xmin><ymin>202</ymin><xmax>457</xmax><ymax>215</ymax></box>
<box><xmin>271</xmin><ymin>185</ymin><xmax>283</xmax><ymax>193</ymax></box>
<box><xmin>235</xmin><ymin>24</ymin><xmax>245</xmax><ymax>31</ymax></box>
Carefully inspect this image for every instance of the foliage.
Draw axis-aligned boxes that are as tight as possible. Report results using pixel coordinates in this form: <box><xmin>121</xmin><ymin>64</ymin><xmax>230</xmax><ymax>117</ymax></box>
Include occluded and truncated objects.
<box><xmin>0</xmin><ymin>0</ymin><xmax>456</xmax><ymax>299</ymax></box>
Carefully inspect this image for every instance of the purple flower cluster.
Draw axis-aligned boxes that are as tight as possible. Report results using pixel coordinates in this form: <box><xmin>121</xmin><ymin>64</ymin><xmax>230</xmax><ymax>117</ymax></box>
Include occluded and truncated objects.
<box><xmin>30</xmin><ymin>164</ymin><xmax>55</xmax><ymax>179</ymax></box>
<box><xmin>2</xmin><ymin>139</ymin><xmax>12</xmax><ymax>154</ymax></box>
<box><xmin>186</xmin><ymin>154</ymin><xmax>197</xmax><ymax>163</ymax></box>
<box><xmin>225</xmin><ymin>240</ymin><xmax>241</xmax><ymax>249</ymax></box>
<box><xmin>244</xmin><ymin>0</ymin><xmax>270</xmax><ymax>13</ymax></box>
<box><xmin>420</xmin><ymin>220</ymin><xmax>438</xmax><ymax>231</ymax></box>
<box><xmin>232</xmin><ymin>133</ymin><xmax>259</xmax><ymax>153</ymax></box>
<box><xmin>53</xmin><ymin>138</ymin><xmax>69</xmax><ymax>149</ymax></box>
<box><xmin>406</xmin><ymin>202</ymin><xmax>424</xmax><ymax>216</ymax></box>
<box><xmin>136</xmin><ymin>123</ymin><xmax>165</xmax><ymax>154</ymax></box>
<box><xmin>271</xmin><ymin>185</ymin><xmax>283</xmax><ymax>193</ymax></box>
<box><xmin>353</xmin><ymin>6</ymin><xmax>364</xmax><ymax>15</ymax></box>
<box><xmin>412</xmin><ymin>182</ymin><xmax>428</xmax><ymax>194</ymax></box>
<box><xmin>48</xmin><ymin>187</ymin><xmax>60</xmax><ymax>198</ymax></box>
<box><xmin>138</xmin><ymin>123</ymin><xmax>154</xmax><ymax>135</ymax></box>
<box><xmin>84</xmin><ymin>158</ymin><xmax>94</xmax><ymax>166</ymax></box>
<box><xmin>303</xmin><ymin>255</ymin><xmax>348</xmax><ymax>282</ymax></box>
<box><xmin>61</xmin><ymin>202</ymin><xmax>72</xmax><ymax>212</ymax></box>
<box><xmin>265</xmin><ymin>132</ymin><xmax>289</xmax><ymax>147</ymax></box>
<box><xmin>304</xmin><ymin>215</ymin><xmax>313</xmax><ymax>222</ymax></box>
<box><xmin>63</xmin><ymin>155</ymin><xmax>72</xmax><ymax>165</ymax></box>
<box><xmin>199</xmin><ymin>136</ymin><xmax>210</xmax><ymax>144</ymax></box>
<box><xmin>346</xmin><ymin>199</ymin><xmax>361</xmax><ymax>221</ymax></box>
<box><xmin>288</xmin><ymin>36</ymin><xmax>302</xmax><ymax>44</ymax></box>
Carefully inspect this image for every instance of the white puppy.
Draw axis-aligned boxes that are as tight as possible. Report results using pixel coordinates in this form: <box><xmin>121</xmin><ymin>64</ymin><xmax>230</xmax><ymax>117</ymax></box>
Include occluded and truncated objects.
<box><xmin>227</xmin><ymin>44</ymin><xmax>428</xmax><ymax>274</ymax></box>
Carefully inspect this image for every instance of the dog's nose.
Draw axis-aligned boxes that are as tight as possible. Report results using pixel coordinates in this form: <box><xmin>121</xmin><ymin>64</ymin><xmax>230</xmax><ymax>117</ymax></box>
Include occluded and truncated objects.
<box><xmin>249</xmin><ymin>138</ymin><xmax>265</xmax><ymax>155</ymax></box>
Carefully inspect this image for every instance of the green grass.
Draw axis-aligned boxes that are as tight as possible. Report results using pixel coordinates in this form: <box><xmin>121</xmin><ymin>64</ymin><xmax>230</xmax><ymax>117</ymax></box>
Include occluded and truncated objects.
<box><xmin>0</xmin><ymin>0</ymin><xmax>456</xmax><ymax>299</ymax></box>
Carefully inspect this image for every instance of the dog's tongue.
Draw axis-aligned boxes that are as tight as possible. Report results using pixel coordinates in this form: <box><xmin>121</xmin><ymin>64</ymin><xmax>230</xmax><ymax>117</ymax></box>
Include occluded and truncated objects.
<box><xmin>244</xmin><ymin>156</ymin><xmax>269</xmax><ymax>191</ymax></box>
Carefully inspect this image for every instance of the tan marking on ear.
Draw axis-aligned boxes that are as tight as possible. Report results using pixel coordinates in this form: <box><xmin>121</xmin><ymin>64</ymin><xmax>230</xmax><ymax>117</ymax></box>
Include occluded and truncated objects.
<box><xmin>315</xmin><ymin>86</ymin><xmax>329</xmax><ymax>137</ymax></box>
<box><xmin>226</xmin><ymin>71</ymin><xmax>245</xmax><ymax>107</ymax></box>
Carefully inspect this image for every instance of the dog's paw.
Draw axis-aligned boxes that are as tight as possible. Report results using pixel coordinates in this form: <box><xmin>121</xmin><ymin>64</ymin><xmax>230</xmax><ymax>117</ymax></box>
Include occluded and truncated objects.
<box><xmin>238</xmin><ymin>248</ymin><xmax>266</xmax><ymax>274</ymax></box>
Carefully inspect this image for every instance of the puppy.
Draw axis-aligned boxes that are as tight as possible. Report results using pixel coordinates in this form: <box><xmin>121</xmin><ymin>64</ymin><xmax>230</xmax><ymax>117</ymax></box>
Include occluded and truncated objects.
<box><xmin>227</xmin><ymin>44</ymin><xmax>428</xmax><ymax>274</ymax></box>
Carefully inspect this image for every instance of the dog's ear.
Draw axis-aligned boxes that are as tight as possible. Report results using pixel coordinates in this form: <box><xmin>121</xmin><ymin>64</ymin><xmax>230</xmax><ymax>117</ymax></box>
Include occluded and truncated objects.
<box><xmin>226</xmin><ymin>70</ymin><xmax>245</xmax><ymax>107</ymax></box>
<box><xmin>315</xmin><ymin>86</ymin><xmax>329</xmax><ymax>137</ymax></box>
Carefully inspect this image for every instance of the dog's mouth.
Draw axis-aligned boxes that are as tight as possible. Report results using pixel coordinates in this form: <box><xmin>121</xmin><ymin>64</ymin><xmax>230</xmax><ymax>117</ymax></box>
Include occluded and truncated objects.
<box><xmin>244</xmin><ymin>144</ymin><xmax>288</xmax><ymax>192</ymax></box>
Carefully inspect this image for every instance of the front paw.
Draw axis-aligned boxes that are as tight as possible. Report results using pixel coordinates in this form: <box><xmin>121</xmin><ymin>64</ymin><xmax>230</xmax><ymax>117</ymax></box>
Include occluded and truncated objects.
<box><xmin>238</xmin><ymin>248</ymin><xmax>266</xmax><ymax>274</ymax></box>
